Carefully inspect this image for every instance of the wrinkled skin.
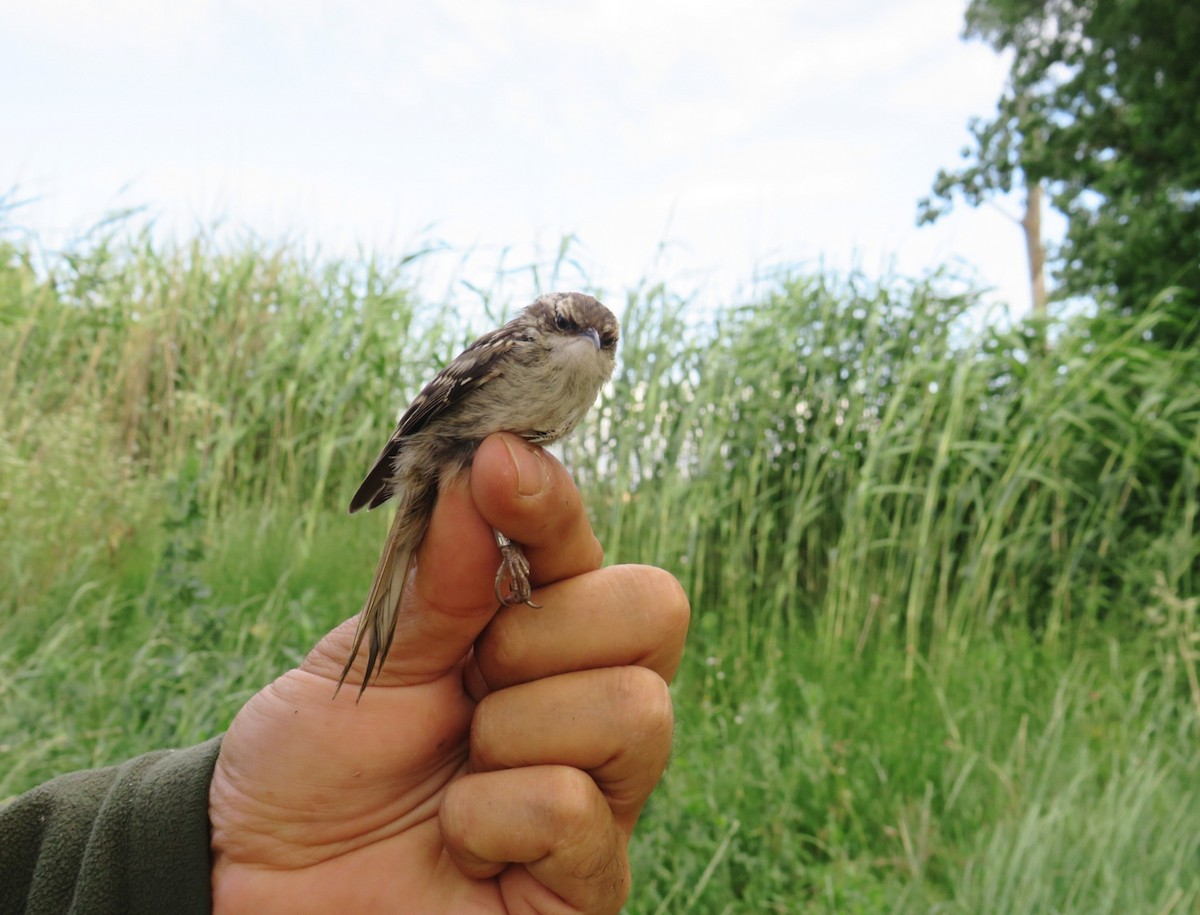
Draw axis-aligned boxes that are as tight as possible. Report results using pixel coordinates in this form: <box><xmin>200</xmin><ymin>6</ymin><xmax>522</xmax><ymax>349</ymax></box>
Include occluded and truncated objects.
<box><xmin>209</xmin><ymin>433</ymin><xmax>689</xmax><ymax>915</ymax></box>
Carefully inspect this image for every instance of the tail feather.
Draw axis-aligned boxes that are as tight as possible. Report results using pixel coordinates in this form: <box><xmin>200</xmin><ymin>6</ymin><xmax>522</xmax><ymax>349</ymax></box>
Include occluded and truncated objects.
<box><xmin>336</xmin><ymin>513</ymin><xmax>420</xmax><ymax>700</ymax></box>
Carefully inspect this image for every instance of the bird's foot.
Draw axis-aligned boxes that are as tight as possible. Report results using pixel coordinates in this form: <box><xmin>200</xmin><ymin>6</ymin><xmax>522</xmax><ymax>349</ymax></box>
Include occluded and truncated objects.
<box><xmin>493</xmin><ymin>529</ymin><xmax>541</xmax><ymax>607</ymax></box>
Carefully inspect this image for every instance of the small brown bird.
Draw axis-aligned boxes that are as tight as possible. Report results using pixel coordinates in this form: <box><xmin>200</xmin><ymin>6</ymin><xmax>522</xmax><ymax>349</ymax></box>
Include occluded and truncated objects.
<box><xmin>339</xmin><ymin>292</ymin><xmax>619</xmax><ymax>698</ymax></box>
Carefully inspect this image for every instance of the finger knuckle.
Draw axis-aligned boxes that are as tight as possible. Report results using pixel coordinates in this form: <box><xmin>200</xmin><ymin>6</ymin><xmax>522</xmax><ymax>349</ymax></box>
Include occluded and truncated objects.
<box><xmin>537</xmin><ymin>766</ymin><xmax>601</xmax><ymax>835</ymax></box>
<box><xmin>622</xmin><ymin>565</ymin><xmax>691</xmax><ymax>639</ymax></box>
<box><xmin>612</xmin><ymin>665</ymin><xmax>675</xmax><ymax>744</ymax></box>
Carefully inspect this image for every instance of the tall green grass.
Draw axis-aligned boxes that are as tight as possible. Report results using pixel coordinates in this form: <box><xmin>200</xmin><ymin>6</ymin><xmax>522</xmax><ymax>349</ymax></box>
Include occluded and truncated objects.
<box><xmin>2</xmin><ymin>221</ymin><xmax>1197</xmax><ymax>912</ymax></box>
<box><xmin>593</xmin><ymin>276</ymin><xmax>1199</xmax><ymax>663</ymax></box>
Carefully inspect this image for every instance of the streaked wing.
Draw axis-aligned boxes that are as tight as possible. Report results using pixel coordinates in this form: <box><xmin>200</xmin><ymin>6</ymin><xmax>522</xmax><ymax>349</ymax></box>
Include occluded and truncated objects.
<box><xmin>349</xmin><ymin>324</ymin><xmax>524</xmax><ymax>512</ymax></box>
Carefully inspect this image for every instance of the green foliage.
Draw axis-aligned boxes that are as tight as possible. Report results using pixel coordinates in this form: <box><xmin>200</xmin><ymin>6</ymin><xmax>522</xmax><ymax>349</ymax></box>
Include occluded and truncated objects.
<box><xmin>1</xmin><ymin>222</ymin><xmax>450</xmax><ymax>519</ymax></box>
<box><xmin>2</xmin><ymin>226</ymin><xmax>1198</xmax><ymax>911</ymax></box>
<box><xmin>922</xmin><ymin>0</ymin><xmax>1200</xmax><ymax>329</ymax></box>
<box><xmin>633</xmin><ymin>636</ymin><xmax>1198</xmax><ymax>912</ymax></box>
<box><xmin>593</xmin><ymin>272</ymin><xmax>1199</xmax><ymax>667</ymax></box>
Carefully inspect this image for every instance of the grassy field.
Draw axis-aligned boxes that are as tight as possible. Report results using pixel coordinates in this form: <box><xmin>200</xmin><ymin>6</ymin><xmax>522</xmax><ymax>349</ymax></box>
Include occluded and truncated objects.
<box><xmin>2</xmin><ymin>222</ymin><xmax>1198</xmax><ymax>912</ymax></box>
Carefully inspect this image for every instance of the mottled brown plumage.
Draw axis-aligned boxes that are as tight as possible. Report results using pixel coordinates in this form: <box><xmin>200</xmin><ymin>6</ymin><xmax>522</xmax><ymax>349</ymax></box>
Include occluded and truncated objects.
<box><xmin>338</xmin><ymin>292</ymin><xmax>619</xmax><ymax>698</ymax></box>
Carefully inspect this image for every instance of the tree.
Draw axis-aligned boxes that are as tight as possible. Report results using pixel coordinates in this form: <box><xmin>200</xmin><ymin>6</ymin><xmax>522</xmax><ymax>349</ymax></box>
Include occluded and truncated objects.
<box><xmin>921</xmin><ymin>0</ymin><xmax>1200</xmax><ymax>334</ymax></box>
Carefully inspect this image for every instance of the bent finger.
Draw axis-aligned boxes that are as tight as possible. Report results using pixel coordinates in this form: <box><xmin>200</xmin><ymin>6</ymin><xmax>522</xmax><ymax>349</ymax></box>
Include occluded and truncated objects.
<box><xmin>471</xmin><ymin>666</ymin><xmax>675</xmax><ymax>830</ymax></box>
<box><xmin>440</xmin><ymin>766</ymin><xmax>629</xmax><ymax>915</ymax></box>
<box><xmin>470</xmin><ymin>564</ymin><xmax>689</xmax><ymax>698</ymax></box>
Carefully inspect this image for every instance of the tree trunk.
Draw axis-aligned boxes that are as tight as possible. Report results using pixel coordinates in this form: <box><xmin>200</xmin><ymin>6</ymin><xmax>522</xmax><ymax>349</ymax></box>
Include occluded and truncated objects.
<box><xmin>1022</xmin><ymin>179</ymin><xmax>1048</xmax><ymax>317</ymax></box>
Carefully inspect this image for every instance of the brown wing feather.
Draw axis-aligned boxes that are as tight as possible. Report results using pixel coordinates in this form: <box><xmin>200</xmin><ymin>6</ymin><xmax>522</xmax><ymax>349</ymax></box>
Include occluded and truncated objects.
<box><xmin>348</xmin><ymin>324</ymin><xmax>524</xmax><ymax>513</ymax></box>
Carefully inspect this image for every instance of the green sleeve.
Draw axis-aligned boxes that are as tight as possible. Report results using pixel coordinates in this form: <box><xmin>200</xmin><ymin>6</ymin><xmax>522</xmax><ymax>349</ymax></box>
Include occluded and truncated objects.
<box><xmin>1</xmin><ymin>736</ymin><xmax>222</xmax><ymax>915</ymax></box>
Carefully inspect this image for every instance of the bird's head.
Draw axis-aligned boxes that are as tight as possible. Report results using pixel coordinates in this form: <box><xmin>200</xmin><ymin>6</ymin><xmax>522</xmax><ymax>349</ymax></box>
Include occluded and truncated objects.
<box><xmin>527</xmin><ymin>291</ymin><xmax>619</xmax><ymax>378</ymax></box>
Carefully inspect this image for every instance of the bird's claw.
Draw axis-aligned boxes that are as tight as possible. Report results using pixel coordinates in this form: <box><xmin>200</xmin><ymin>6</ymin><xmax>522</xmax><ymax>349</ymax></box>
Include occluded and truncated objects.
<box><xmin>494</xmin><ymin>530</ymin><xmax>541</xmax><ymax>607</ymax></box>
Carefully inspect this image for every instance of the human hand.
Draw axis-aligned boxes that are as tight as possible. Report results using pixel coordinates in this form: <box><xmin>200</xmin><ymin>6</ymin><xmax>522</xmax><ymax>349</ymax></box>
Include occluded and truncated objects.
<box><xmin>208</xmin><ymin>433</ymin><xmax>689</xmax><ymax>914</ymax></box>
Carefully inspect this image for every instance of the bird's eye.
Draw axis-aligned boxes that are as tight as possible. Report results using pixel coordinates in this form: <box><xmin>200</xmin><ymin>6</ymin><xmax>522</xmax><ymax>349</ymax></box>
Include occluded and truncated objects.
<box><xmin>554</xmin><ymin>312</ymin><xmax>568</xmax><ymax>330</ymax></box>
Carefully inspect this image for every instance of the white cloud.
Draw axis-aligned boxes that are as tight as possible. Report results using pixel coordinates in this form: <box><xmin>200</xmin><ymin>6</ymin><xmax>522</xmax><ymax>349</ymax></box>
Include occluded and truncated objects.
<box><xmin>0</xmin><ymin>0</ymin><xmax>1041</xmax><ymax>314</ymax></box>
<box><xmin>0</xmin><ymin>1</ymin><xmax>219</xmax><ymax>53</ymax></box>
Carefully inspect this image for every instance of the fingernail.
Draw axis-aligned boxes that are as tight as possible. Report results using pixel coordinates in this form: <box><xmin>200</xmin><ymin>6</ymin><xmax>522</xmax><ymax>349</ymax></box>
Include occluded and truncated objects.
<box><xmin>503</xmin><ymin>435</ymin><xmax>547</xmax><ymax>496</ymax></box>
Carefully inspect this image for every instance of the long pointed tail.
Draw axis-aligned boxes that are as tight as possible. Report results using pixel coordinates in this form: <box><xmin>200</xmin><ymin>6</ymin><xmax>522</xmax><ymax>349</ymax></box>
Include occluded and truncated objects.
<box><xmin>336</xmin><ymin>497</ymin><xmax>429</xmax><ymax>700</ymax></box>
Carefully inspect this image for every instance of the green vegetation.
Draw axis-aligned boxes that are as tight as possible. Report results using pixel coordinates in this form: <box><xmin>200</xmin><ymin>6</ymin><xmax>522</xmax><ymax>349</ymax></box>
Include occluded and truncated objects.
<box><xmin>2</xmin><ymin>223</ymin><xmax>1197</xmax><ymax>912</ymax></box>
<box><xmin>922</xmin><ymin>0</ymin><xmax>1200</xmax><ymax>328</ymax></box>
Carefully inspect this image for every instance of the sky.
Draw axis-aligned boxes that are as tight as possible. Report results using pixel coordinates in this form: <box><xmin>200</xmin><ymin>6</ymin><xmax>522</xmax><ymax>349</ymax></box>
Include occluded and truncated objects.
<box><xmin>0</xmin><ymin>0</ymin><xmax>1048</xmax><ymax>317</ymax></box>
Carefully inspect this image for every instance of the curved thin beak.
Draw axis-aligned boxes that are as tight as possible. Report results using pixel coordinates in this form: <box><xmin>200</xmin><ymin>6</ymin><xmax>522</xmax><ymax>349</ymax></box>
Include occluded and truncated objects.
<box><xmin>580</xmin><ymin>327</ymin><xmax>602</xmax><ymax>350</ymax></box>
